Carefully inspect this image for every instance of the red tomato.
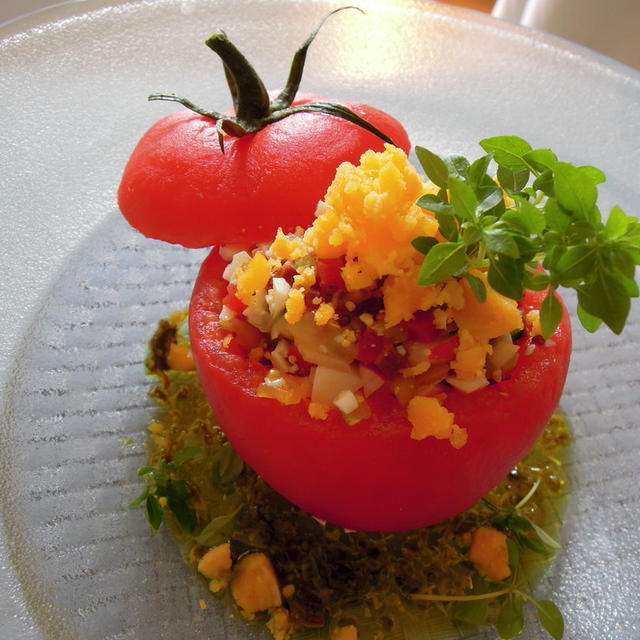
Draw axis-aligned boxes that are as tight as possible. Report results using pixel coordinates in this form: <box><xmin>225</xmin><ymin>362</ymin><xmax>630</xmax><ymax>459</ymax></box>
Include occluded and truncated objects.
<box><xmin>189</xmin><ymin>251</ymin><xmax>571</xmax><ymax>532</ymax></box>
<box><xmin>118</xmin><ymin>94</ymin><xmax>410</xmax><ymax>248</ymax></box>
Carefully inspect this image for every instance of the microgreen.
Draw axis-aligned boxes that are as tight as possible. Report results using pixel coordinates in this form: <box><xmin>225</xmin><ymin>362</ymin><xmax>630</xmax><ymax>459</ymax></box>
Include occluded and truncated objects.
<box><xmin>414</xmin><ymin>479</ymin><xmax>566</xmax><ymax>639</ymax></box>
<box><xmin>130</xmin><ymin>445</ymin><xmax>205</xmax><ymax>534</ymax></box>
<box><xmin>211</xmin><ymin>441</ymin><xmax>245</xmax><ymax>491</ymax></box>
<box><xmin>413</xmin><ymin>136</ymin><xmax>640</xmax><ymax>337</ymax></box>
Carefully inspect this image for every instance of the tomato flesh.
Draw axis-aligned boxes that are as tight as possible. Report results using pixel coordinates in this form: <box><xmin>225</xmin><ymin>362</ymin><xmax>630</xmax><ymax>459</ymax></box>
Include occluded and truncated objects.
<box><xmin>189</xmin><ymin>250</ymin><xmax>572</xmax><ymax>532</ymax></box>
<box><xmin>118</xmin><ymin>95</ymin><xmax>410</xmax><ymax>248</ymax></box>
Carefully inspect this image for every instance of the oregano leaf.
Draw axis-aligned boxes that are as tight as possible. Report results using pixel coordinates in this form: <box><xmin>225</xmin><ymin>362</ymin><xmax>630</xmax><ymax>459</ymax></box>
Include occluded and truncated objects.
<box><xmin>166</xmin><ymin>478</ymin><xmax>198</xmax><ymax>535</ymax></box>
<box><xmin>578</xmin><ymin>268</ymin><xmax>630</xmax><ymax>334</ymax></box>
<box><xmin>576</xmin><ymin>303</ymin><xmax>603</xmax><ymax>333</ymax></box>
<box><xmin>449</xmin><ymin>177</ymin><xmax>477</xmax><ymax>221</ymax></box>
<box><xmin>416</xmin><ymin>193</ymin><xmax>454</xmax><ymax>215</ymax></box>
<box><xmin>536</xmin><ymin>599</ymin><xmax>564</xmax><ymax>640</ymax></box>
<box><xmin>488</xmin><ymin>255</ymin><xmax>524</xmax><ymax>300</ymax></box>
<box><xmin>497</xmin><ymin>165</ymin><xmax>530</xmax><ymax>193</ymax></box>
<box><xmin>523</xmin><ymin>148</ymin><xmax>557</xmax><ymax>172</ymax></box>
<box><xmin>553</xmin><ymin>161</ymin><xmax>598</xmax><ymax>222</ymax></box>
<box><xmin>418</xmin><ymin>242</ymin><xmax>467</xmax><ymax>285</ymax></box>
<box><xmin>173</xmin><ymin>445</ymin><xmax>205</xmax><ymax>467</ymax></box>
<box><xmin>484</xmin><ymin>227</ymin><xmax>520</xmax><ymax>259</ymax></box>
<box><xmin>452</xmin><ymin>599</ymin><xmax>489</xmax><ymax>626</ymax></box>
<box><xmin>464</xmin><ymin>272</ymin><xmax>487</xmax><ymax>303</ymax></box>
<box><xmin>415</xmin><ymin>145</ymin><xmax>449</xmax><ymax>189</ymax></box>
<box><xmin>411</xmin><ymin>235</ymin><xmax>439</xmax><ymax>255</ymax></box>
<box><xmin>496</xmin><ymin>596</ymin><xmax>525</xmax><ymax>639</ymax></box>
<box><xmin>479</xmin><ymin>135</ymin><xmax>532</xmax><ymax>171</ymax></box>
<box><xmin>529</xmin><ymin>520</ymin><xmax>562</xmax><ymax>550</ymax></box>
<box><xmin>146</xmin><ymin>494</ymin><xmax>163</xmax><ymax>530</ymax></box>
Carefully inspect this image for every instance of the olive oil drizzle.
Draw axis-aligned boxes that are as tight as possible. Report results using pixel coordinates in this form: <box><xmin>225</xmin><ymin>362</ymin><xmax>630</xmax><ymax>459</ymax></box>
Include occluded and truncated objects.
<box><xmin>135</xmin><ymin>312</ymin><xmax>570</xmax><ymax>640</ymax></box>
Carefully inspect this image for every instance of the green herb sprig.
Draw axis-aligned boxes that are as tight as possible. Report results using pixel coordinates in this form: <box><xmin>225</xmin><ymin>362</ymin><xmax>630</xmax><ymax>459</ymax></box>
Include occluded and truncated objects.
<box><xmin>413</xmin><ymin>479</ymin><xmax>564</xmax><ymax>639</ymax></box>
<box><xmin>413</xmin><ymin>136</ymin><xmax>640</xmax><ymax>337</ymax></box>
<box><xmin>130</xmin><ymin>445</ymin><xmax>205</xmax><ymax>533</ymax></box>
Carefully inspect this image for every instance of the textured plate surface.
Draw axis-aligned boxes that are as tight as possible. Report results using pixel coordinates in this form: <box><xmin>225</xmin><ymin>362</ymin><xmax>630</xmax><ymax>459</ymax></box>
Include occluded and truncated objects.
<box><xmin>1</xmin><ymin>1</ymin><xmax>640</xmax><ymax>639</ymax></box>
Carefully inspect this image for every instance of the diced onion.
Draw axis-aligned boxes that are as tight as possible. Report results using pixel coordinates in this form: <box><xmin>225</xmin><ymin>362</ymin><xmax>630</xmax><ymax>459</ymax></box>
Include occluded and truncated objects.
<box><xmin>333</xmin><ymin>390</ymin><xmax>359</xmax><ymax>414</ymax></box>
<box><xmin>266</xmin><ymin>277</ymin><xmax>291</xmax><ymax>318</ymax></box>
<box><xmin>222</xmin><ymin>250</ymin><xmax>252</xmax><ymax>282</ymax></box>
<box><xmin>311</xmin><ymin>365</ymin><xmax>362</xmax><ymax>405</ymax></box>
<box><xmin>446</xmin><ymin>373</ymin><xmax>489</xmax><ymax>393</ymax></box>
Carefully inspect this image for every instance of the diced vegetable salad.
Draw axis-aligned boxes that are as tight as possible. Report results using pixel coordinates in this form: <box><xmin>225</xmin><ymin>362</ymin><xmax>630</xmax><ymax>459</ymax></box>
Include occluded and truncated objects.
<box><xmin>218</xmin><ymin>145</ymin><xmax>543</xmax><ymax>448</ymax></box>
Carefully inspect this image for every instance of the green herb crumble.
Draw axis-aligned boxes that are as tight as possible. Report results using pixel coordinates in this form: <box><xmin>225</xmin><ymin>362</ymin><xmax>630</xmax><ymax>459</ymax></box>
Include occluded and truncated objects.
<box><xmin>132</xmin><ymin>310</ymin><xmax>569</xmax><ymax>640</ymax></box>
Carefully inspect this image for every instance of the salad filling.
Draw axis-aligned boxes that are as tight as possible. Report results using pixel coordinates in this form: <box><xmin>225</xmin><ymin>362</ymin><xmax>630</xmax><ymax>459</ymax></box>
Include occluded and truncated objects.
<box><xmin>218</xmin><ymin>145</ymin><xmax>539</xmax><ymax>447</ymax></box>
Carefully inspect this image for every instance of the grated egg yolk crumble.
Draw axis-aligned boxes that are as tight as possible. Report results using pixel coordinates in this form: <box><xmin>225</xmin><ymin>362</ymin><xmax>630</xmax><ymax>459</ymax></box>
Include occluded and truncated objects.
<box><xmin>219</xmin><ymin>145</ymin><xmax>524</xmax><ymax>448</ymax></box>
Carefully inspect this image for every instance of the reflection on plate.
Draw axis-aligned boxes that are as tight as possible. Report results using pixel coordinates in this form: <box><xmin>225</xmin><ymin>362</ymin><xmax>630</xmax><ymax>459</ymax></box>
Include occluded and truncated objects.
<box><xmin>1</xmin><ymin>1</ymin><xmax>640</xmax><ymax>639</ymax></box>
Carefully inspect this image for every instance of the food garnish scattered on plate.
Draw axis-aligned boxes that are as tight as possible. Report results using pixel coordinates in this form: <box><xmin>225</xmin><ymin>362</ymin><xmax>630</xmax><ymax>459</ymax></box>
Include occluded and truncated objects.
<box><xmin>120</xmin><ymin>7</ymin><xmax>640</xmax><ymax>640</ymax></box>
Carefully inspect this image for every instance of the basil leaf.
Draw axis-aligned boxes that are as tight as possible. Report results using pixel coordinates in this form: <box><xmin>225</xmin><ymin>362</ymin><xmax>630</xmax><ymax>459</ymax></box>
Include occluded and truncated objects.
<box><xmin>129</xmin><ymin>487</ymin><xmax>150</xmax><ymax>508</ymax></box>
<box><xmin>529</xmin><ymin>520</ymin><xmax>561</xmax><ymax>550</ymax></box>
<box><xmin>136</xmin><ymin>465</ymin><xmax>155</xmax><ymax>477</ymax></box>
<box><xmin>540</xmin><ymin>289</ymin><xmax>563</xmax><ymax>338</ymax></box>
<box><xmin>444</xmin><ymin>154</ymin><xmax>469</xmax><ymax>179</ymax></box>
<box><xmin>578</xmin><ymin>164</ymin><xmax>606</xmax><ymax>184</ymax></box>
<box><xmin>523</xmin><ymin>148</ymin><xmax>557</xmax><ymax>172</ymax></box>
<box><xmin>506</xmin><ymin>537</ymin><xmax>520</xmax><ymax>569</ymax></box>
<box><xmin>508</xmin><ymin>199</ymin><xmax>546</xmax><ymax>235</ymax></box>
<box><xmin>604</xmin><ymin>205</ymin><xmax>631</xmax><ymax>239</ymax></box>
<box><xmin>480</xmin><ymin>135</ymin><xmax>532</xmax><ymax>171</ymax></box>
<box><xmin>452</xmin><ymin>599</ymin><xmax>489</xmax><ymax>626</ymax></box>
<box><xmin>544</xmin><ymin>198</ymin><xmax>571</xmax><ymax>231</ymax></box>
<box><xmin>578</xmin><ymin>268</ymin><xmax>630</xmax><ymax>334</ymax></box>
<box><xmin>576</xmin><ymin>303</ymin><xmax>603</xmax><ymax>333</ymax></box>
<box><xmin>536</xmin><ymin>600</ymin><xmax>565</xmax><ymax>640</ymax></box>
<box><xmin>484</xmin><ymin>227</ymin><xmax>520</xmax><ymax>259</ymax></box>
<box><xmin>477</xmin><ymin>185</ymin><xmax>506</xmax><ymax>214</ymax></box>
<box><xmin>555</xmin><ymin>245</ymin><xmax>598</xmax><ymax>282</ymax></box>
<box><xmin>449</xmin><ymin>176</ymin><xmax>477</xmax><ymax>221</ymax></box>
<box><xmin>497</xmin><ymin>165</ymin><xmax>530</xmax><ymax>193</ymax></box>
<box><xmin>173</xmin><ymin>445</ymin><xmax>205</xmax><ymax>467</ymax></box>
<box><xmin>488</xmin><ymin>255</ymin><xmax>524</xmax><ymax>300</ymax></box>
<box><xmin>166</xmin><ymin>478</ymin><xmax>197</xmax><ymax>535</ymax></box>
<box><xmin>533</xmin><ymin>168</ymin><xmax>554</xmax><ymax>196</ymax></box>
<box><xmin>146</xmin><ymin>494</ymin><xmax>164</xmax><ymax>530</ymax></box>
<box><xmin>411</xmin><ymin>235</ymin><xmax>438</xmax><ymax>255</ymax></box>
<box><xmin>418</xmin><ymin>242</ymin><xmax>467</xmax><ymax>285</ymax></box>
<box><xmin>553</xmin><ymin>161</ymin><xmax>598</xmax><ymax>222</ymax></box>
<box><xmin>467</xmin><ymin>153</ymin><xmax>493</xmax><ymax>189</ymax></box>
<box><xmin>464</xmin><ymin>272</ymin><xmax>487</xmax><ymax>303</ymax></box>
<box><xmin>416</xmin><ymin>193</ymin><xmax>453</xmax><ymax>215</ymax></box>
<box><xmin>196</xmin><ymin>512</ymin><xmax>237</xmax><ymax>546</ymax></box>
<box><xmin>212</xmin><ymin>442</ymin><xmax>244</xmax><ymax>488</ymax></box>
<box><xmin>523</xmin><ymin>270</ymin><xmax>550</xmax><ymax>291</ymax></box>
<box><xmin>496</xmin><ymin>596</ymin><xmax>524</xmax><ymax>639</ymax></box>
<box><xmin>436</xmin><ymin>211</ymin><xmax>459</xmax><ymax>242</ymax></box>
<box><xmin>415</xmin><ymin>145</ymin><xmax>449</xmax><ymax>189</ymax></box>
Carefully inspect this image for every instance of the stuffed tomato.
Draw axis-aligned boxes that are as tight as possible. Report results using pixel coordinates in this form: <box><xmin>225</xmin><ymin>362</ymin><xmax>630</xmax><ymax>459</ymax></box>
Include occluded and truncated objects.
<box><xmin>189</xmin><ymin>145</ymin><xmax>572</xmax><ymax>532</ymax></box>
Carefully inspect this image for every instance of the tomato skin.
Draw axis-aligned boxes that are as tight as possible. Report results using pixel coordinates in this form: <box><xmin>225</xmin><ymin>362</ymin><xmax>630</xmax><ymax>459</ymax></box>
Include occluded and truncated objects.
<box><xmin>118</xmin><ymin>94</ymin><xmax>410</xmax><ymax>248</ymax></box>
<box><xmin>189</xmin><ymin>250</ymin><xmax>572</xmax><ymax>532</ymax></box>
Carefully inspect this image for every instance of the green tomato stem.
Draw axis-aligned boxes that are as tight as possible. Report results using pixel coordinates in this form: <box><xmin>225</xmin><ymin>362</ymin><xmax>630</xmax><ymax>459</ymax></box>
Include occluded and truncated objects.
<box><xmin>205</xmin><ymin>30</ymin><xmax>271</xmax><ymax>123</ymax></box>
<box><xmin>410</xmin><ymin>588</ymin><xmax>512</xmax><ymax>602</ymax></box>
<box><xmin>148</xmin><ymin>7</ymin><xmax>397</xmax><ymax>151</ymax></box>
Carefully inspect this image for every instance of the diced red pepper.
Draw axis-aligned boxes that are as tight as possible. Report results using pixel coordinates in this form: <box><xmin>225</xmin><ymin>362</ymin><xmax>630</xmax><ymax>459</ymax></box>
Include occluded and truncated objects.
<box><xmin>222</xmin><ymin>283</ymin><xmax>247</xmax><ymax>314</ymax></box>
<box><xmin>401</xmin><ymin>310</ymin><xmax>441</xmax><ymax>343</ymax></box>
<box><xmin>356</xmin><ymin>328</ymin><xmax>391</xmax><ymax>364</ymax></box>
<box><xmin>428</xmin><ymin>334</ymin><xmax>459</xmax><ymax>362</ymax></box>
<box><xmin>315</xmin><ymin>257</ymin><xmax>345</xmax><ymax>291</ymax></box>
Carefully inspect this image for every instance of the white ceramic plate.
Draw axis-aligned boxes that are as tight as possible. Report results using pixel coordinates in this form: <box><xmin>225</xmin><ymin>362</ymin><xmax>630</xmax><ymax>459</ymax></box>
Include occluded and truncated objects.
<box><xmin>2</xmin><ymin>1</ymin><xmax>640</xmax><ymax>639</ymax></box>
